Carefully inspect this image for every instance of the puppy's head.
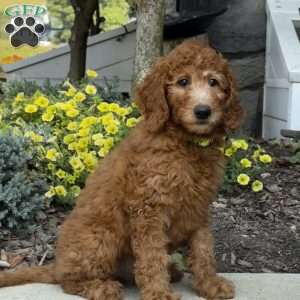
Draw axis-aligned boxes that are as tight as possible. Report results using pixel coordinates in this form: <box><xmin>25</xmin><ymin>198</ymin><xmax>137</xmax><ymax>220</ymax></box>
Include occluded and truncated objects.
<box><xmin>135</xmin><ymin>40</ymin><xmax>244</xmax><ymax>135</ymax></box>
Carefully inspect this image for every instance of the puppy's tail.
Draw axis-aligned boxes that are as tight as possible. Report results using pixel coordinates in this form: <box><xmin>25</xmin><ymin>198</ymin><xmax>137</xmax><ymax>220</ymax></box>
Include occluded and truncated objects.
<box><xmin>0</xmin><ymin>264</ymin><xmax>57</xmax><ymax>287</ymax></box>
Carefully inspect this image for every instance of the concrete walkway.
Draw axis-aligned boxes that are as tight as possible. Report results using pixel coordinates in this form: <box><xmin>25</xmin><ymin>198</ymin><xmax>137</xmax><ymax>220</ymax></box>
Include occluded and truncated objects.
<box><xmin>0</xmin><ymin>273</ymin><xmax>299</xmax><ymax>300</ymax></box>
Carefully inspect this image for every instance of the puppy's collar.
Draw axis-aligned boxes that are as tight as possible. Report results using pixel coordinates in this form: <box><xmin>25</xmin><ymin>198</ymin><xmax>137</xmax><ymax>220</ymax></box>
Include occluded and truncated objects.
<box><xmin>192</xmin><ymin>137</ymin><xmax>212</xmax><ymax>147</ymax></box>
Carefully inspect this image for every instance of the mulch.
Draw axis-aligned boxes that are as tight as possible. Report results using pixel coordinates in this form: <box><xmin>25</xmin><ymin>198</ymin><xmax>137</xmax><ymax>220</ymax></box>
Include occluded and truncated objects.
<box><xmin>214</xmin><ymin>139</ymin><xmax>300</xmax><ymax>273</ymax></box>
<box><xmin>0</xmin><ymin>140</ymin><xmax>299</xmax><ymax>273</ymax></box>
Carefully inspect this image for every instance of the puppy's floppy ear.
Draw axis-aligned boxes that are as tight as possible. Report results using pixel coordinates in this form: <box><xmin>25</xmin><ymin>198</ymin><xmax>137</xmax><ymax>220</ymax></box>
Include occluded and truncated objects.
<box><xmin>224</xmin><ymin>72</ymin><xmax>244</xmax><ymax>131</ymax></box>
<box><xmin>134</xmin><ymin>59</ymin><xmax>169</xmax><ymax>132</ymax></box>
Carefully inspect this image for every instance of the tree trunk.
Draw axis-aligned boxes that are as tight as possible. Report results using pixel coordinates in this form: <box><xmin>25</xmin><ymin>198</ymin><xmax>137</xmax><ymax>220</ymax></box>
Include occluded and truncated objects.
<box><xmin>68</xmin><ymin>0</ymin><xmax>99</xmax><ymax>82</ymax></box>
<box><xmin>132</xmin><ymin>0</ymin><xmax>165</xmax><ymax>89</ymax></box>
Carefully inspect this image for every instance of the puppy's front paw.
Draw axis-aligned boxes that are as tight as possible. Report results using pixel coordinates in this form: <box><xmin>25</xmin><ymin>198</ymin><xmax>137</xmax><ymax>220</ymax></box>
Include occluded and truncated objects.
<box><xmin>142</xmin><ymin>288</ymin><xmax>181</xmax><ymax>300</ymax></box>
<box><xmin>195</xmin><ymin>275</ymin><xmax>234</xmax><ymax>299</ymax></box>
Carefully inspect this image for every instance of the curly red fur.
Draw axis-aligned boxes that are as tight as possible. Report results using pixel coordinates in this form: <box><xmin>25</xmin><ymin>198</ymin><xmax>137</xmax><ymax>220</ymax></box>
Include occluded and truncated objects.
<box><xmin>0</xmin><ymin>39</ymin><xmax>243</xmax><ymax>300</ymax></box>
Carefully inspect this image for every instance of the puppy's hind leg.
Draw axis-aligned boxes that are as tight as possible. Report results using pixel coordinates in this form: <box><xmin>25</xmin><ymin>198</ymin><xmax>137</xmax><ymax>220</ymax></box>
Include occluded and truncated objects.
<box><xmin>57</xmin><ymin>224</ymin><xmax>125</xmax><ymax>300</ymax></box>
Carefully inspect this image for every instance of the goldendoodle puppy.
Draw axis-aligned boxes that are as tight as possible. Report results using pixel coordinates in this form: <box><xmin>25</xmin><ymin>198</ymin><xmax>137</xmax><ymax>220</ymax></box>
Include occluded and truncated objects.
<box><xmin>0</xmin><ymin>40</ymin><xmax>243</xmax><ymax>300</ymax></box>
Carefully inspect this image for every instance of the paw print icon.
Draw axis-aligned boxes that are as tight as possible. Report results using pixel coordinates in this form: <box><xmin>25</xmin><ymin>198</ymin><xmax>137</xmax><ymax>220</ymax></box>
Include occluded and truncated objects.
<box><xmin>5</xmin><ymin>16</ymin><xmax>45</xmax><ymax>47</ymax></box>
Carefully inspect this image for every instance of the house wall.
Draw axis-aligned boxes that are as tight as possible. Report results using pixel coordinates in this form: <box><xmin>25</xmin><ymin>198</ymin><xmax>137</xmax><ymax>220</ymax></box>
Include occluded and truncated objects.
<box><xmin>4</xmin><ymin>24</ymin><xmax>136</xmax><ymax>93</ymax></box>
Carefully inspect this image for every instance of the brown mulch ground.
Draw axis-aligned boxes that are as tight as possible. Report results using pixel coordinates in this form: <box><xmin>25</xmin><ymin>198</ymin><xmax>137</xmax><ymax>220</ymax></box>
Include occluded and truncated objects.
<box><xmin>213</xmin><ymin>140</ymin><xmax>300</xmax><ymax>273</ymax></box>
<box><xmin>0</xmin><ymin>140</ymin><xmax>299</xmax><ymax>273</ymax></box>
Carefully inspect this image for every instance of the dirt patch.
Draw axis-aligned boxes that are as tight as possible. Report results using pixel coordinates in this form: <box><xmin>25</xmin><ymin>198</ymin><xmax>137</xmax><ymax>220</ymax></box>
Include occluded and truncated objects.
<box><xmin>0</xmin><ymin>207</ymin><xmax>67</xmax><ymax>270</ymax></box>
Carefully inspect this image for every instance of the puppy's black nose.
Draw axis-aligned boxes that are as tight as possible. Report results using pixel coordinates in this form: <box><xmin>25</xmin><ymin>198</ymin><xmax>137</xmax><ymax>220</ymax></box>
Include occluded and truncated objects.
<box><xmin>194</xmin><ymin>105</ymin><xmax>211</xmax><ymax>120</ymax></box>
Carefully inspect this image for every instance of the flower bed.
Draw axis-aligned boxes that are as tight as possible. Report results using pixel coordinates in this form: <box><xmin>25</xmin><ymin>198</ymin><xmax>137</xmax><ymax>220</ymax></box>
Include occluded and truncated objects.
<box><xmin>0</xmin><ymin>70</ymin><xmax>139</xmax><ymax>206</ymax></box>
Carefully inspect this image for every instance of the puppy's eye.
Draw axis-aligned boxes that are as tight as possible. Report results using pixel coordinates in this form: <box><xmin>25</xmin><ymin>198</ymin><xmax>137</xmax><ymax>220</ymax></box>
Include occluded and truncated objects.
<box><xmin>177</xmin><ymin>78</ymin><xmax>190</xmax><ymax>87</ymax></box>
<box><xmin>208</xmin><ymin>78</ymin><xmax>219</xmax><ymax>87</ymax></box>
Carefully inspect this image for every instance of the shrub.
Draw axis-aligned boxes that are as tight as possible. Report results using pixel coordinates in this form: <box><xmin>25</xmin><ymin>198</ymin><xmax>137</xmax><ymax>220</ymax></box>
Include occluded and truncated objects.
<box><xmin>0</xmin><ymin>133</ymin><xmax>48</xmax><ymax>230</ymax></box>
<box><xmin>288</xmin><ymin>139</ymin><xmax>300</xmax><ymax>164</ymax></box>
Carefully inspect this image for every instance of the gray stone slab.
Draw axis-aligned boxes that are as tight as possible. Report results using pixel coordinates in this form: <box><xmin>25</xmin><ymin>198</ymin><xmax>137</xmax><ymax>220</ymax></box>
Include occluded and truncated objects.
<box><xmin>229</xmin><ymin>54</ymin><xmax>265</xmax><ymax>90</ymax></box>
<box><xmin>208</xmin><ymin>0</ymin><xmax>266</xmax><ymax>53</ymax></box>
<box><xmin>0</xmin><ymin>273</ymin><xmax>299</xmax><ymax>300</ymax></box>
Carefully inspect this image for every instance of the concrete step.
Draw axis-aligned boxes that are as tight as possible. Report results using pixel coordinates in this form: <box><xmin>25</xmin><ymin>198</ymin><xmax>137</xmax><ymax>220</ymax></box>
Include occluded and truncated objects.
<box><xmin>0</xmin><ymin>273</ymin><xmax>299</xmax><ymax>300</ymax></box>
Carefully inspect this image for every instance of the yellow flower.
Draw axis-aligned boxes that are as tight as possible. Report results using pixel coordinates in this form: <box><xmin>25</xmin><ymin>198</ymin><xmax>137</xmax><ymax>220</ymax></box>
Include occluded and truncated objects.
<box><xmin>69</xmin><ymin>156</ymin><xmax>85</xmax><ymax>172</ymax></box>
<box><xmin>97</xmin><ymin>102</ymin><xmax>110</xmax><ymax>112</ymax></box>
<box><xmin>252</xmin><ymin>180</ymin><xmax>263</xmax><ymax>192</ymax></box>
<box><xmin>47</xmin><ymin>105</ymin><xmax>56</xmax><ymax>114</ymax></box>
<box><xmin>34</xmin><ymin>95</ymin><xmax>49</xmax><ymax>108</ymax></box>
<box><xmin>64</xmin><ymin>134</ymin><xmax>76</xmax><ymax>144</ymax></box>
<box><xmin>26</xmin><ymin>131</ymin><xmax>44</xmax><ymax>143</ymax></box>
<box><xmin>54</xmin><ymin>185</ymin><xmax>67</xmax><ymax>197</ymax></box>
<box><xmin>66</xmin><ymin>108</ymin><xmax>80</xmax><ymax>118</ymax></box>
<box><xmin>94</xmin><ymin>138</ymin><xmax>105</xmax><ymax>146</ymax></box>
<box><xmin>252</xmin><ymin>148</ymin><xmax>262</xmax><ymax>160</ymax></box>
<box><xmin>104</xmin><ymin>137</ymin><xmax>114</xmax><ymax>148</ymax></box>
<box><xmin>232</xmin><ymin>139</ymin><xmax>248</xmax><ymax>151</ymax></box>
<box><xmin>46</xmin><ymin>148</ymin><xmax>59</xmax><ymax>161</ymax></box>
<box><xmin>80</xmin><ymin>116</ymin><xmax>97</xmax><ymax>128</ymax></box>
<box><xmin>126</xmin><ymin>117</ymin><xmax>138</xmax><ymax>128</ymax></box>
<box><xmin>74</xmin><ymin>92</ymin><xmax>86</xmax><ymax>102</ymax></box>
<box><xmin>100</xmin><ymin>113</ymin><xmax>114</xmax><ymax>126</ymax></box>
<box><xmin>240</xmin><ymin>158</ymin><xmax>252</xmax><ymax>168</ymax></box>
<box><xmin>32</xmin><ymin>134</ymin><xmax>43</xmax><ymax>143</ymax></box>
<box><xmin>70</xmin><ymin>185</ymin><xmax>81</xmax><ymax>197</ymax></box>
<box><xmin>15</xmin><ymin>92</ymin><xmax>25</xmax><ymax>102</ymax></box>
<box><xmin>65</xmin><ymin>87</ymin><xmax>77</xmax><ymax>97</ymax></box>
<box><xmin>66</xmin><ymin>175</ymin><xmax>76</xmax><ymax>184</ymax></box>
<box><xmin>240</xmin><ymin>140</ymin><xmax>249</xmax><ymax>150</ymax></box>
<box><xmin>24</xmin><ymin>104</ymin><xmax>38</xmax><ymax>113</ymax></box>
<box><xmin>42</xmin><ymin>112</ymin><xmax>54</xmax><ymax>122</ymax></box>
<box><xmin>259</xmin><ymin>154</ymin><xmax>272</xmax><ymax>164</ymax></box>
<box><xmin>81</xmin><ymin>152</ymin><xmax>97</xmax><ymax>171</ymax></box>
<box><xmin>86</xmin><ymin>69</ymin><xmax>98</xmax><ymax>78</ymax></box>
<box><xmin>85</xmin><ymin>84</ymin><xmax>97</xmax><ymax>95</ymax></box>
<box><xmin>68</xmin><ymin>142</ymin><xmax>77</xmax><ymax>151</ymax></box>
<box><xmin>105</xmin><ymin>123</ymin><xmax>119</xmax><ymax>135</ymax></box>
<box><xmin>67</xmin><ymin>121</ymin><xmax>78</xmax><ymax>131</ymax></box>
<box><xmin>56</xmin><ymin>169</ymin><xmax>66</xmax><ymax>179</ymax></box>
<box><xmin>75</xmin><ymin>138</ymin><xmax>89</xmax><ymax>152</ymax></box>
<box><xmin>225</xmin><ymin>147</ymin><xmax>234</xmax><ymax>157</ymax></box>
<box><xmin>108</xmin><ymin>103</ymin><xmax>120</xmax><ymax>113</ymax></box>
<box><xmin>55</xmin><ymin>102</ymin><xmax>67</xmax><ymax>110</ymax></box>
<box><xmin>92</xmin><ymin>133</ymin><xmax>103</xmax><ymax>141</ymax></box>
<box><xmin>98</xmin><ymin>147</ymin><xmax>110</xmax><ymax>157</ymax></box>
<box><xmin>67</xmin><ymin>99</ymin><xmax>78</xmax><ymax>107</ymax></box>
<box><xmin>63</xmin><ymin>80</ymin><xmax>76</xmax><ymax>89</ymax></box>
<box><xmin>95</xmin><ymin>137</ymin><xmax>114</xmax><ymax>148</ymax></box>
<box><xmin>78</xmin><ymin>128</ymin><xmax>90</xmax><ymax>137</ymax></box>
<box><xmin>47</xmin><ymin>163</ymin><xmax>55</xmax><ymax>171</ymax></box>
<box><xmin>237</xmin><ymin>173</ymin><xmax>250</xmax><ymax>186</ymax></box>
<box><xmin>45</xmin><ymin>186</ymin><xmax>56</xmax><ymax>198</ymax></box>
<box><xmin>116</xmin><ymin>107</ymin><xmax>130</xmax><ymax>117</ymax></box>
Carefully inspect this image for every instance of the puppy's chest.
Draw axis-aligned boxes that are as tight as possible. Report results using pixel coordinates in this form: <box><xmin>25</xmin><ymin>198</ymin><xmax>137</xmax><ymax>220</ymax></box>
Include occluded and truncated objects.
<box><xmin>167</xmin><ymin>180</ymin><xmax>212</xmax><ymax>245</ymax></box>
<box><xmin>166</xmin><ymin>152</ymin><xmax>225</xmax><ymax>244</ymax></box>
